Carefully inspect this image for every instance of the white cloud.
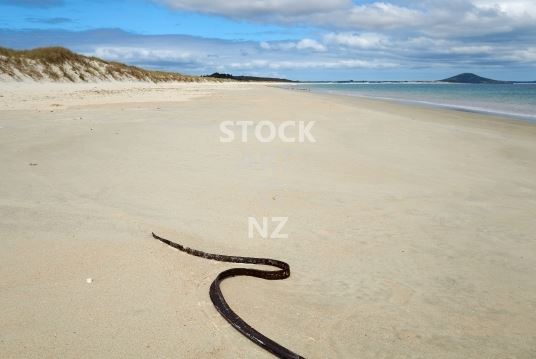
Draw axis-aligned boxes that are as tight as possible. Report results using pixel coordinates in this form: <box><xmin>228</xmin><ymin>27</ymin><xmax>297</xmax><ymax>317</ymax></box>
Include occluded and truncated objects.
<box><xmin>92</xmin><ymin>47</ymin><xmax>195</xmax><ymax>62</ymax></box>
<box><xmin>472</xmin><ymin>0</ymin><xmax>536</xmax><ymax>17</ymax></box>
<box><xmin>260</xmin><ymin>38</ymin><xmax>326</xmax><ymax>52</ymax></box>
<box><xmin>323</xmin><ymin>32</ymin><xmax>389</xmax><ymax>49</ymax></box>
<box><xmin>157</xmin><ymin>0</ymin><xmax>536</xmax><ymax>39</ymax></box>
<box><xmin>157</xmin><ymin>0</ymin><xmax>350</xmax><ymax>18</ymax></box>
<box><xmin>500</xmin><ymin>47</ymin><xmax>536</xmax><ymax>63</ymax></box>
<box><xmin>227</xmin><ymin>58</ymin><xmax>398</xmax><ymax>70</ymax></box>
<box><xmin>296</xmin><ymin>38</ymin><xmax>326</xmax><ymax>51</ymax></box>
<box><xmin>447</xmin><ymin>45</ymin><xmax>494</xmax><ymax>55</ymax></box>
<box><xmin>328</xmin><ymin>2</ymin><xmax>421</xmax><ymax>29</ymax></box>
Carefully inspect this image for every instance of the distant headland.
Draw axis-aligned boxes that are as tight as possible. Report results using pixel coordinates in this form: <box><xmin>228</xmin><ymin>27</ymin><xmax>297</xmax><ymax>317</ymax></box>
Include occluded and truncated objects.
<box><xmin>204</xmin><ymin>72</ymin><xmax>295</xmax><ymax>82</ymax></box>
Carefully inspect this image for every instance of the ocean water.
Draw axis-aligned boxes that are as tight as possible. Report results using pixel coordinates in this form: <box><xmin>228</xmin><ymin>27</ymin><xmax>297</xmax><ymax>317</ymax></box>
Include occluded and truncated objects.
<box><xmin>290</xmin><ymin>83</ymin><xmax>536</xmax><ymax>121</ymax></box>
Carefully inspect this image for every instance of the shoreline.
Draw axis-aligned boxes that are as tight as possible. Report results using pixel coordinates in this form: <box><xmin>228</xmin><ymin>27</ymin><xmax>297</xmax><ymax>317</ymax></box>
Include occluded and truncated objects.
<box><xmin>279</xmin><ymin>83</ymin><xmax>536</xmax><ymax>123</ymax></box>
<box><xmin>276</xmin><ymin>84</ymin><xmax>536</xmax><ymax>132</ymax></box>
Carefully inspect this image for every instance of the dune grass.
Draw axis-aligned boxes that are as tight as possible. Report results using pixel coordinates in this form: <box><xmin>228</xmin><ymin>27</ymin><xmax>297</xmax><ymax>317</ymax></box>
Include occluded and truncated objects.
<box><xmin>0</xmin><ymin>46</ymin><xmax>216</xmax><ymax>82</ymax></box>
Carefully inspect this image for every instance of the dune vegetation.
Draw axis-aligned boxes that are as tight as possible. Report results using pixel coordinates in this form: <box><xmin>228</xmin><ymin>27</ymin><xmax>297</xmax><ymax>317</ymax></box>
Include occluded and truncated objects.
<box><xmin>0</xmin><ymin>46</ymin><xmax>217</xmax><ymax>83</ymax></box>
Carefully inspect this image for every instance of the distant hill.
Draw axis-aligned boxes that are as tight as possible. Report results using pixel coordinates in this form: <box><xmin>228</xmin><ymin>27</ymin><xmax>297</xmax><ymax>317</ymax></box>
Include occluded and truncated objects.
<box><xmin>205</xmin><ymin>72</ymin><xmax>295</xmax><ymax>82</ymax></box>
<box><xmin>440</xmin><ymin>73</ymin><xmax>511</xmax><ymax>84</ymax></box>
<box><xmin>0</xmin><ymin>46</ymin><xmax>220</xmax><ymax>83</ymax></box>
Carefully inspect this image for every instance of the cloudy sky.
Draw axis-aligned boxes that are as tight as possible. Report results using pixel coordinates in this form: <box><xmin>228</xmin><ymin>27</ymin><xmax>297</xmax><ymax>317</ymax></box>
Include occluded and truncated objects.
<box><xmin>0</xmin><ymin>0</ymin><xmax>535</xmax><ymax>80</ymax></box>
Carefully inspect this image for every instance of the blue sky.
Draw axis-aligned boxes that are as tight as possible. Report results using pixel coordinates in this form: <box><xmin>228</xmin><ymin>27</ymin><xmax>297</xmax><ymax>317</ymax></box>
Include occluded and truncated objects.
<box><xmin>1</xmin><ymin>0</ymin><xmax>535</xmax><ymax>80</ymax></box>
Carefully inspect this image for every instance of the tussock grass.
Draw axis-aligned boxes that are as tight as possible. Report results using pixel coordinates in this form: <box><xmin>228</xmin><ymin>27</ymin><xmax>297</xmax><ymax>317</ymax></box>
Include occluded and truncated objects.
<box><xmin>0</xmin><ymin>47</ymin><xmax>82</xmax><ymax>64</ymax></box>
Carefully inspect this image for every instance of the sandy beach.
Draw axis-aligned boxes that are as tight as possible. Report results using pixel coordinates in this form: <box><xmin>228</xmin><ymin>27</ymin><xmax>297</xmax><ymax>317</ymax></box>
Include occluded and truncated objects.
<box><xmin>1</xmin><ymin>82</ymin><xmax>536</xmax><ymax>358</ymax></box>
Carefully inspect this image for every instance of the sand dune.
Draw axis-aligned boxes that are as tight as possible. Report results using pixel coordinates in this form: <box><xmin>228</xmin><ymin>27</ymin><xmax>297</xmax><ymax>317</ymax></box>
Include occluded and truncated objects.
<box><xmin>0</xmin><ymin>47</ymin><xmax>213</xmax><ymax>83</ymax></box>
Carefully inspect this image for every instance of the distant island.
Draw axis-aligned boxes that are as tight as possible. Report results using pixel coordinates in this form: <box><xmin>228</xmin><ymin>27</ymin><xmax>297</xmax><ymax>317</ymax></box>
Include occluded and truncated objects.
<box><xmin>440</xmin><ymin>73</ymin><xmax>512</xmax><ymax>84</ymax></box>
<box><xmin>204</xmin><ymin>72</ymin><xmax>295</xmax><ymax>82</ymax></box>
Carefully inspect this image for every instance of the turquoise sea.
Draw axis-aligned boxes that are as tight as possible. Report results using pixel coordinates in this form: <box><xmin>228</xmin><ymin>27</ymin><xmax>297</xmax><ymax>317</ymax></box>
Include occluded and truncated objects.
<box><xmin>289</xmin><ymin>83</ymin><xmax>536</xmax><ymax>122</ymax></box>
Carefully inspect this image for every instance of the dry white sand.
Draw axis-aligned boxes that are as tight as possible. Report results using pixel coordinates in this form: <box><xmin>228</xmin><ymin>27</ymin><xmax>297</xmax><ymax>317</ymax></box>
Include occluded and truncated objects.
<box><xmin>1</xmin><ymin>82</ymin><xmax>535</xmax><ymax>358</ymax></box>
